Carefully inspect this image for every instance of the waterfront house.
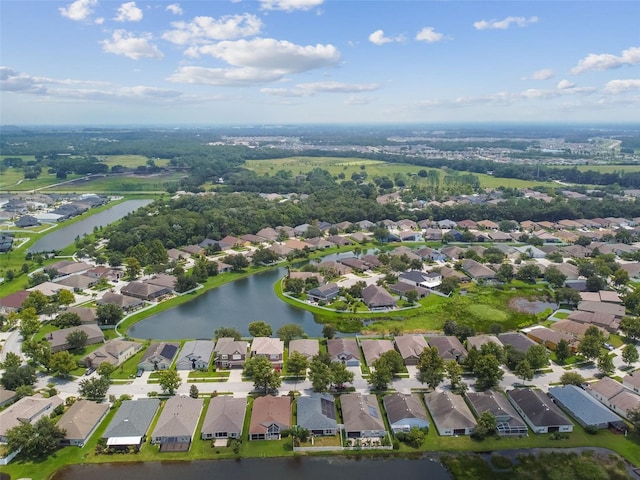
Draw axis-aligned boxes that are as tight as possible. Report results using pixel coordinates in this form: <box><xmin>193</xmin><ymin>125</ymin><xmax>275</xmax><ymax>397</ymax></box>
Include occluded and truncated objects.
<box><xmin>424</xmin><ymin>391</ymin><xmax>475</xmax><ymax>436</ymax></box>
<box><xmin>383</xmin><ymin>393</ymin><xmax>429</xmax><ymax>434</ymax></box>
<box><xmin>341</xmin><ymin>393</ymin><xmax>387</xmax><ymax>439</ymax></box>
<box><xmin>201</xmin><ymin>396</ymin><xmax>247</xmax><ymax>441</ymax></box>
<box><xmin>103</xmin><ymin>398</ymin><xmax>160</xmax><ymax>451</ymax></box>
<box><xmin>249</xmin><ymin>395</ymin><xmax>291</xmax><ymax>440</ymax></box>
<box><xmin>57</xmin><ymin>400</ymin><xmax>110</xmax><ymax>447</ymax></box>
<box><xmin>296</xmin><ymin>393</ymin><xmax>338</xmax><ymax>436</ymax></box>
<box><xmin>151</xmin><ymin>396</ymin><xmax>204</xmax><ymax>451</ymax></box>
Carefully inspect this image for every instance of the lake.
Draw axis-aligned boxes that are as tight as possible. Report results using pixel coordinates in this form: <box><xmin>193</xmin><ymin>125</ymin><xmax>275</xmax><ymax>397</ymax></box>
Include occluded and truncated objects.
<box><xmin>127</xmin><ymin>267</ymin><xmax>321</xmax><ymax>339</ymax></box>
<box><xmin>52</xmin><ymin>456</ymin><xmax>452</xmax><ymax>480</ymax></box>
<box><xmin>28</xmin><ymin>199</ymin><xmax>153</xmax><ymax>253</ymax></box>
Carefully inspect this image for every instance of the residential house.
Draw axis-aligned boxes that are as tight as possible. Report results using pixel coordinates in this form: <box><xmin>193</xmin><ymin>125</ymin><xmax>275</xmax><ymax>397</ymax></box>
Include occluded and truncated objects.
<box><xmin>46</xmin><ymin>324</ymin><xmax>104</xmax><ymax>353</ymax></box>
<box><xmin>424</xmin><ymin>391</ymin><xmax>475</xmax><ymax>436</ymax></box>
<box><xmin>423</xmin><ymin>228</ymin><xmax>443</xmax><ymax>241</ymax></box>
<box><xmin>103</xmin><ymin>398</ymin><xmax>160</xmax><ymax>451</ymax></box>
<box><xmin>0</xmin><ymin>290</ymin><xmax>29</xmax><ymax>313</ymax></box>
<box><xmin>200</xmin><ymin>396</ymin><xmax>247</xmax><ymax>441</ymax></box>
<box><xmin>507</xmin><ymin>388</ymin><xmax>573</xmax><ymax>434</ymax></box>
<box><xmin>15</xmin><ymin>215</ymin><xmax>40</xmax><ymax>228</ymax></box>
<box><xmin>0</xmin><ymin>395</ymin><xmax>64</xmax><ymax>442</ymax></box>
<box><xmin>383</xmin><ymin>393</ymin><xmax>429</xmax><ymax>434</ymax></box>
<box><xmin>587</xmin><ymin>377</ymin><xmax>640</xmax><ymax>420</ymax></box>
<box><xmin>462</xmin><ymin>259</ymin><xmax>496</xmax><ymax>281</ymax></box>
<box><xmin>289</xmin><ymin>339</ymin><xmax>319</xmax><ymax>360</ymax></box>
<box><xmin>0</xmin><ymin>388</ymin><xmax>17</xmax><ymax>408</ymax></box>
<box><xmin>361</xmin><ymin>284</ymin><xmax>396</xmax><ymax>310</ymax></box>
<box><xmin>498</xmin><ymin>332</ymin><xmax>537</xmax><ymax>354</ymax></box>
<box><xmin>415</xmin><ymin>247</ymin><xmax>446</xmax><ymax>262</ymax></box>
<box><xmin>577</xmin><ymin>301</ymin><xmax>626</xmax><ymax>319</ymax></box>
<box><xmin>466</xmin><ymin>391</ymin><xmax>527</xmax><ymax>436</ymax></box>
<box><xmin>121</xmin><ymin>281</ymin><xmax>171</xmax><ymax>301</ymax></box>
<box><xmin>58</xmin><ymin>400</ymin><xmax>110</xmax><ymax>447</ymax></box>
<box><xmin>550</xmin><ymin>320</ymin><xmax>606</xmax><ymax>339</ymax></box>
<box><xmin>466</xmin><ymin>335</ymin><xmax>503</xmax><ymax>352</ymax></box>
<box><xmin>214</xmin><ymin>338</ymin><xmax>248</xmax><ymax>369</ymax></box>
<box><xmin>567</xmin><ymin>310</ymin><xmax>621</xmax><ymax>333</ymax></box>
<box><xmin>86</xmin><ymin>266</ymin><xmax>123</xmax><ymax>282</ymax></box>
<box><xmin>388</xmin><ymin>282</ymin><xmax>430</xmax><ymax>299</ymax></box>
<box><xmin>97</xmin><ymin>292</ymin><xmax>144</xmax><ymax>312</ymax></box>
<box><xmin>394</xmin><ymin>334</ymin><xmax>428</xmax><ymax>365</ymax></box>
<box><xmin>296</xmin><ymin>393</ymin><xmax>338</xmax><ymax>436</ymax></box>
<box><xmin>360</xmin><ymin>339</ymin><xmax>395</xmax><ymax>367</ymax></box>
<box><xmin>341</xmin><ymin>393</ymin><xmax>387</xmax><ymax>439</ymax></box>
<box><xmin>249</xmin><ymin>395</ymin><xmax>291</xmax><ymax>440</ymax></box>
<box><xmin>623</xmin><ymin>371</ymin><xmax>640</xmax><ymax>394</ymax></box>
<box><xmin>146</xmin><ymin>274</ymin><xmax>177</xmax><ymax>291</ymax></box>
<box><xmin>28</xmin><ymin>281</ymin><xmax>73</xmax><ymax>297</ymax></box>
<box><xmin>327</xmin><ymin>338</ymin><xmax>361</xmax><ymax>366</ymax></box>
<box><xmin>55</xmin><ymin>274</ymin><xmax>97</xmax><ymax>290</ymax></box>
<box><xmin>307</xmin><ymin>283</ymin><xmax>340</xmax><ymax>303</ymax></box>
<box><xmin>548</xmin><ymin>385</ymin><xmax>623</xmax><ymax>429</ymax></box>
<box><xmin>339</xmin><ymin>257</ymin><xmax>368</xmax><ymax>271</ymax></box>
<box><xmin>251</xmin><ymin>337</ymin><xmax>284</xmax><ymax>370</ymax></box>
<box><xmin>48</xmin><ymin>260</ymin><xmax>91</xmax><ymax>276</ymax></box>
<box><xmin>427</xmin><ymin>336</ymin><xmax>467</xmax><ymax>362</ymax></box>
<box><xmin>84</xmin><ymin>339</ymin><xmax>142</xmax><ymax>369</ymax></box>
<box><xmin>524</xmin><ymin>326</ymin><xmax>576</xmax><ymax>352</ymax></box>
<box><xmin>326</xmin><ymin>235</ymin><xmax>353</xmax><ymax>247</ymax></box>
<box><xmin>175</xmin><ymin>340</ymin><xmax>215</xmax><ymax>370</ymax></box>
<box><xmin>398</xmin><ymin>270</ymin><xmax>442</xmax><ymax>289</ymax></box>
<box><xmin>256</xmin><ymin>227</ymin><xmax>279</xmax><ymax>242</ymax></box>
<box><xmin>151</xmin><ymin>396</ymin><xmax>204</xmax><ymax>451</ymax></box>
<box><xmin>138</xmin><ymin>342</ymin><xmax>180</xmax><ymax>371</ymax></box>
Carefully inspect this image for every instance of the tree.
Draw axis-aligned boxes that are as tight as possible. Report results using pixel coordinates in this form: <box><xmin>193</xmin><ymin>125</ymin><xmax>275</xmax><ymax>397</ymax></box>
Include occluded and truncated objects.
<box><xmin>495</xmin><ymin>263</ymin><xmax>514</xmax><ymax>283</ymax></box>
<box><xmin>6</xmin><ymin>416</ymin><xmax>66</xmax><ymax>460</ymax></box>
<box><xmin>283</xmin><ymin>277</ymin><xmax>305</xmax><ymax>295</ymax></box>
<box><xmin>1</xmin><ymin>364</ymin><xmax>36</xmax><ymax>390</ymax></box>
<box><xmin>97</xmin><ymin>362</ymin><xmax>116</xmax><ymax>378</ymax></box>
<box><xmin>215</xmin><ymin>326</ymin><xmax>242</xmax><ymax>340</ymax></box>
<box><xmin>555</xmin><ymin>287</ymin><xmax>581</xmax><ymax>305</ymax></box>
<box><xmin>22</xmin><ymin>291</ymin><xmax>48</xmax><ymax>314</ymax></box>
<box><xmin>544</xmin><ymin>266</ymin><xmax>567</xmax><ymax>288</ymax></box>
<box><xmin>190</xmin><ymin>384</ymin><xmax>199</xmax><ymax>398</ymax></box>
<box><xmin>368</xmin><ymin>361</ymin><xmax>392</xmax><ymax>390</ymax></box>
<box><xmin>2</xmin><ymin>351</ymin><xmax>22</xmax><ymax>369</ymax></box>
<box><xmin>23</xmin><ymin>340</ymin><xmax>52</xmax><ymax>371</ymax></box>
<box><xmin>158</xmin><ymin>369</ymin><xmax>181</xmax><ymax>395</ymax></box>
<box><xmin>515</xmin><ymin>360</ymin><xmax>534</xmax><ymax>385</ymax></box>
<box><xmin>597</xmin><ymin>353</ymin><xmax>615</xmax><ymax>376</ymax></box>
<box><xmin>446</xmin><ymin>360</ymin><xmax>464</xmax><ymax>393</ymax></box>
<box><xmin>330</xmin><ymin>361</ymin><xmax>354</xmax><ymax>390</ymax></box>
<box><xmin>322</xmin><ymin>323</ymin><xmax>336</xmax><ymax>340</ymax></box>
<box><xmin>286</xmin><ymin>425</ymin><xmax>310</xmax><ymax>446</ymax></box>
<box><xmin>19</xmin><ymin>314</ymin><xmax>40</xmax><ymax>339</ymax></box>
<box><xmin>398</xmin><ymin>426</ymin><xmax>426</xmax><ymax>448</ymax></box>
<box><xmin>248</xmin><ymin>321</ymin><xmax>273</xmax><ymax>337</ymax></box>
<box><xmin>66</xmin><ymin>329</ymin><xmax>89</xmax><ymax>350</ymax></box>
<box><xmin>309</xmin><ymin>358</ymin><xmax>331</xmax><ymax>392</ymax></box>
<box><xmin>52</xmin><ymin>312</ymin><xmax>81</xmax><ymax>328</ymax></box>
<box><xmin>525</xmin><ymin>345</ymin><xmax>548</xmax><ymax>370</ymax></box>
<box><xmin>586</xmin><ymin>275</ymin><xmax>605</xmax><ymax>292</ymax></box>
<box><xmin>472</xmin><ymin>411</ymin><xmax>497</xmax><ymax>440</ymax></box>
<box><xmin>620</xmin><ymin>317</ymin><xmax>640</xmax><ymax>341</ymax></box>
<box><xmin>473</xmin><ymin>354</ymin><xmax>503</xmax><ymax>390</ymax></box>
<box><xmin>125</xmin><ymin>256</ymin><xmax>141</xmax><ymax>279</ymax></box>
<box><xmin>223</xmin><ymin>254</ymin><xmax>250</xmax><ymax>271</ymax></box>
<box><xmin>516</xmin><ymin>264</ymin><xmax>541</xmax><ymax>283</ymax></box>
<box><xmin>277</xmin><ymin>323</ymin><xmax>305</xmax><ymax>343</ymax></box>
<box><xmin>56</xmin><ymin>289</ymin><xmax>75</xmax><ymax>306</ymax></box>
<box><xmin>50</xmin><ymin>351</ymin><xmax>77</xmax><ymax>377</ymax></box>
<box><xmin>78</xmin><ymin>376</ymin><xmax>111</xmax><ymax>400</ymax></box>
<box><xmin>377</xmin><ymin>350</ymin><xmax>404</xmax><ymax>375</ymax></box>
<box><xmin>286</xmin><ymin>351</ymin><xmax>309</xmax><ymax>377</ymax></box>
<box><xmin>244</xmin><ymin>356</ymin><xmax>281</xmax><ymax>393</ymax></box>
<box><xmin>628</xmin><ymin>405</ymin><xmax>640</xmax><ymax>431</ymax></box>
<box><xmin>96</xmin><ymin>303</ymin><xmax>124</xmax><ymax>326</ymax></box>
<box><xmin>622</xmin><ymin>344</ymin><xmax>639</xmax><ymax>367</ymax></box>
<box><xmin>175</xmin><ymin>273</ymin><xmax>197</xmax><ymax>293</ymax></box>
<box><xmin>417</xmin><ymin>346</ymin><xmax>445</xmax><ymax>389</ymax></box>
<box><xmin>612</xmin><ymin>268</ymin><xmax>630</xmax><ymax>287</ymax></box>
<box><xmin>191</xmin><ymin>257</ymin><xmax>209</xmax><ymax>283</ymax></box>
<box><xmin>555</xmin><ymin>339</ymin><xmax>571</xmax><ymax>364</ymax></box>
<box><xmin>439</xmin><ymin>277</ymin><xmax>460</xmax><ymax>295</ymax></box>
<box><xmin>560</xmin><ymin>371</ymin><xmax>585</xmax><ymax>386</ymax></box>
<box><xmin>579</xmin><ymin>327</ymin><xmax>605</xmax><ymax>360</ymax></box>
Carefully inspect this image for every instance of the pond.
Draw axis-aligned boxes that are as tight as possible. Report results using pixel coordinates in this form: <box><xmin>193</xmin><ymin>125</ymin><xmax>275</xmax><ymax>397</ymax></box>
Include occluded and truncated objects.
<box><xmin>127</xmin><ymin>267</ymin><xmax>321</xmax><ymax>339</ymax></box>
<box><xmin>51</xmin><ymin>456</ymin><xmax>452</xmax><ymax>480</ymax></box>
<box><xmin>509</xmin><ymin>297</ymin><xmax>557</xmax><ymax>314</ymax></box>
<box><xmin>28</xmin><ymin>199</ymin><xmax>153</xmax><ymax>253</ymax></box>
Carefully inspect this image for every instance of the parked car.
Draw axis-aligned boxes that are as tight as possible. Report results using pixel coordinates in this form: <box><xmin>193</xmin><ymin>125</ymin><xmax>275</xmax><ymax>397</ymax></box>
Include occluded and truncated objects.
<box><xmin>85</xmin><ymin>367</ymin><xmax>95</xmax><ymax>376</ymax></box>
<box><xmin>136</xmin><ymin>368</ymin><xmax>144</xmax><ymax>377</ymax></box>
<box><xmin>604</xmin><ymin>343</ymin><xmax>614</xmax><ymax>351</ymax></box>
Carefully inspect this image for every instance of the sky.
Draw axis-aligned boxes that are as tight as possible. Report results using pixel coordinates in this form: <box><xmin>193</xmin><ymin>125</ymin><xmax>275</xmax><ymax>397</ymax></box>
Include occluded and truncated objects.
<box><xmin>1</xmin><ymin>0</ymin><xmax>639</xmax><ymax>125</ymax></box>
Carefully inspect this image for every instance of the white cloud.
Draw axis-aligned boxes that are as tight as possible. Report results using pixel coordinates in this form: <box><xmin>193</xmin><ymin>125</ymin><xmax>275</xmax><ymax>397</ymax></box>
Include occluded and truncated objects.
<box><xmin>415</xmin><ymin>27</ymin><xmax>444</xmax><ymax>43</ymax></box>
<box><xmin>259</xmin><ymin>0</ymin><xmax>323</xmax><ymax>12</ymax></box>
<box><xmin>571</xmin><ymin>46</ymin><xmax>640</xmax><ymax>74</ymax></box>
<box><xmin>95</xmin><ymin>17</ymin><xmax>105</xmax><ymax>24</ymax></box>
<box><xmin>524</xmin><ymin>68</ymin><xmax>554</xmax><ymax>80</ymax></box>
<box><xmin>604</xmin><ymin>79</ymin><xmax>640</xmax><ymax>94</ymax></box>
<box><xmin>344</xmin><ymin>96</ymin><xmax>373</xmax><ymax>105</ymax></box>
<box><xmin>114</xmin><ymin>2</ymin><xmax>143</xmax><ymax>22</ymax></box>
<box><xmin>167</xmin><ymin>66</ymin><xmax>285</xmax><ymax>86</ymax></box>
<box><xmin>59</xmin><ymin>0</ymin><xmax>97</xmax><ymax>21</ymax></box>
<box><xmin>557</xmin><ymin>79</ymin><xmax>575</xmax><ymax>90</ymax></box>
<box><xmin>0</xmin><ymin>67</ymin><xmax>47</xmax><ymax>94</ymax></box>
<box><xmin>189</xmin><ymin>38</ymin><xmax>340</xmax><ymax>72</ymax></box>
<box><xmin>100</xmin><ymin>30</ymin><xmax>163</xmax><ymax>60</ymax></box>
<box><xmin>261</xmin><ymin>81</ymin><xmax>379</xmax><ymax>97</ymax></box>
<box><xmin>473</xmin><ymin>16</ymin><xmax>539</xmax><ymax>30</ymax></box>
<box><xmin>166</xmin><ymin>3</ymin><xmax>183</xmax><ymax>15</ymax></box>
<box><xmin>368</xmin><ymin>29</ymin><xmax>405</xmax><ymax>46</ymax></box>
<box><xmin>163</xmin><ymin>14</ymin><xmax>262</xmax><ymax>45</ymax></box>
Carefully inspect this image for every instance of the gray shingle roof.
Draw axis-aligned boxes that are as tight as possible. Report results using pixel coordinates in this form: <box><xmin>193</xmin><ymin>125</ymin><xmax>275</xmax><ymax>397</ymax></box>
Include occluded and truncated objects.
<box><xmin>548</xmin><ymin>385</ymin><xmax>621</xmax><ymax>427</ymax></box>
<box><xmin>383</xmin><ymin>393</ymin><xmax>429</xmax><ymax>426</ymax></box>
<box><xmin>296</xmin><ymin>394</ymin><xmax>338</xmax><ymax>431</ymax></box>
<box><xmin>103</xmin><ymin>398</ymin><xmax>160</xmax><ymax>439</ymax></box>
<box><xmin>201</xmin><ymin>396</ymin><xmax>247</xmax><ymax>438</ymax></box>
<box><xmin>507</xmin><ymin>388</ymin><xmax>573</xmax><ymax>429</ymax></box>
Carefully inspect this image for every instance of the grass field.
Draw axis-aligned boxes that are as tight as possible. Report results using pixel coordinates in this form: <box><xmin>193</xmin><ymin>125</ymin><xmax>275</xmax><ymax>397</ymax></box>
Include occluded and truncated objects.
<box><xmin>548</xmin><ymin>164</ymin><xmax>640</xmax><ymax>173</ymax></box>
<box><xmin>98</xmin><ymin>155</ymin><xmax>170</xmax><ymax>169</ymax></box>
<box><xmin>0</xmin><ymin>170</ymin><xmax>84</xmax><ymax>191</ymax></box>
<box><xmin>244</xmin><ymin>156</ymin><xmax>559</xmax><ymax>190</ymax></box>
<box><xmin>48</xmin><ymin>172</ymin><xmax>186</xmax><ymax>193</ymax></box>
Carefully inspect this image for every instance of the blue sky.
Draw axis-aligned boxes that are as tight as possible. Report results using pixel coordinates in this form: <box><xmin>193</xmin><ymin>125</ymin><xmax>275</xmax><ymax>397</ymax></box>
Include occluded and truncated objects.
<box><xmin>1</xmin><ymin>0</ymin><xmax>639</xmax><ymax>125</ymax></box>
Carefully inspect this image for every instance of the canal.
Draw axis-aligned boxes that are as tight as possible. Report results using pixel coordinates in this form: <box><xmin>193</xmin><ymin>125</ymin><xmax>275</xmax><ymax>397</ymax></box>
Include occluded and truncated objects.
<box><xmin>28</xmin><ymin>199</ymin><xmax>153</xmax><ymax>253</ymax></box>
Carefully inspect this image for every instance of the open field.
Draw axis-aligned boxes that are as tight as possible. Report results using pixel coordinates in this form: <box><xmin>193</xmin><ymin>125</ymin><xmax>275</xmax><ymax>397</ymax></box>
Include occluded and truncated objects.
<box><xmin>548</xmin><ymin>164</ymin><xmax>640</xmax><ymax>173</ymax></box>
<box><xmin>244</xmin><ymin>156</ymin><xmax>559</xmax><ymax>189</ymax></box>
<box><xmin>0</xmin><ymin>170</ymin><xmax>84</xmax><ymax>191</ymax></box>
<box><xmin>97</xmin><ymin>155</ymin><xmax>170</xmax><ymax>169</ymax></box>
<box><xmin>47</xmin><ymin>172</ymin><xmax>186</xmax><ymax>193</ymax></box>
